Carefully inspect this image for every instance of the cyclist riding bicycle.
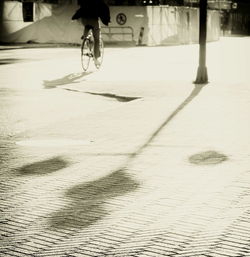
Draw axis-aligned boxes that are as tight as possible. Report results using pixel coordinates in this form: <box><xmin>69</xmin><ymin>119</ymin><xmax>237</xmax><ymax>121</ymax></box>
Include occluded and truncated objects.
<box><xmin>72</xmin><ymin>0</ymin><xmax>110</xmax><ymax>66</ymax></box>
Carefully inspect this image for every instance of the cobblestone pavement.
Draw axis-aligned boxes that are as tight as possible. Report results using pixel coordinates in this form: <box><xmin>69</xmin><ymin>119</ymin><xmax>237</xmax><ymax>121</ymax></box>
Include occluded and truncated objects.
<box><xmin>1</xmin><ymin>38</ymin><xmax>250</xmax><ymax>256</ymax></box>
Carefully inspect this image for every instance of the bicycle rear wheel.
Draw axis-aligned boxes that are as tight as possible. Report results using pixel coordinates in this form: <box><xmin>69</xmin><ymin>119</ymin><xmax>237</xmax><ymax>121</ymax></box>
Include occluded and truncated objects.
<box><xmin>81</xmin><ymin>38</ymin><xmax>91</xmax><ymax>71</ymax></box>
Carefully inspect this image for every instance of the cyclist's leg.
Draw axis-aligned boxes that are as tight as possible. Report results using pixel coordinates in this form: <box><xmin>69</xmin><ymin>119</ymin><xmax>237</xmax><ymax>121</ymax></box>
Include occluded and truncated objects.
<box><xmin>90</xmin><ymin>19</ymin><xmax>101</xmax><ymax>59</ymax></box>
<box><xmin>93</xmin><ymin>27</ymin><xmax>101</xmax><ymax>59</ymax></box>
<box><xmin>81</xmin><ymin>18</ymin><xmax>91</xmax><ymax>39</ymax></box>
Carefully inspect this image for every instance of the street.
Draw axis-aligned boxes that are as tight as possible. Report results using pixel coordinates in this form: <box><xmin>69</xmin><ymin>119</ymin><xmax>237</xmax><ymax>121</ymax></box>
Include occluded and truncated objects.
<box><xmin>0</xmin><ymin>37</ymin><xmax>250</xmax><ymax>257</ymax></box>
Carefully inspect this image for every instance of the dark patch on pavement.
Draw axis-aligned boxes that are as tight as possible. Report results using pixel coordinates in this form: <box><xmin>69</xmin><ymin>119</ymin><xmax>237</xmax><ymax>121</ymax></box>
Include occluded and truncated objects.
<box><xmin>49</xmin><ymin>169</ymin><xmax>139</xmax><ymax>229</ymax></box>
<box><xmin>86</xmin><ymin>92</ymin><xmax>141</xmax><ymax>102</ymax></box>
<box><xmin>189</xmin><ymin>151</ymin><xmax>228</xmax><ymax>165</ymax></box>
<box><xmin>15</xmin><ymin>156</ymin><xmax>70</xmax><ymax>176</ymax></box>
<box><xmin>0</xmin><ymin>58</ymin><xmax>28</xmax><ymax>65</ymax></box>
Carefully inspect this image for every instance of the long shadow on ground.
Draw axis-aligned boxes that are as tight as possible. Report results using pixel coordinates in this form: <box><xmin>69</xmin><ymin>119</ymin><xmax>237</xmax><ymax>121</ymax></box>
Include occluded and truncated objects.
<box><xmin>128</xmin><ymin>83</ymin><xmax>207</xmax><ymax>161</ymax></box>
<box><xmin>0</xmin><ymin>58</ymin><xmax>29</xmax><ymax>65</ymax></box>
<box><xmin>85</xmin><ymin>92</ymin><xmax>142</xmax><ymax>102</ymax></box>
<box><xmin>48</xmin><ymin>83</ymin><xmax>206</xmax><ymax>230</ymax></box>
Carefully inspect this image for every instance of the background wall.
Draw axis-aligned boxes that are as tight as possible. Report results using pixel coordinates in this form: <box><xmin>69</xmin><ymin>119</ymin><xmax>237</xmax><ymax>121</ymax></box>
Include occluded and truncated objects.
<box><xmin>0</xmin><ymin>1</ymin><xmax>220</xmax><ymax>45</ymax></box>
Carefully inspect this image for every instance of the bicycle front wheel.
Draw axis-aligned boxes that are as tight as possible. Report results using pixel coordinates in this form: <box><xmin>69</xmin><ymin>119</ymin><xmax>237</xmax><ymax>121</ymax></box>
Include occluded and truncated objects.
<box><xmin>81</xmin><ymin>38</ymin><xmax>91</xmax><ymax>71</ymax></box>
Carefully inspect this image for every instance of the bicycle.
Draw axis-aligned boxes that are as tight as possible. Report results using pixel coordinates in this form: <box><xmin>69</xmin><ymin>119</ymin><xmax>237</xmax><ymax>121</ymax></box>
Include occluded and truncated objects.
<box><xmin>81</xmin><ymin>27</ymin><xmax>104</xmax><ymax>71</ymax></box>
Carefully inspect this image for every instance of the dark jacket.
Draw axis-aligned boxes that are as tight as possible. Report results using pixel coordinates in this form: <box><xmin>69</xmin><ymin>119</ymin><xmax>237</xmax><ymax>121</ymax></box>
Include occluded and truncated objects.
<box><xmin>72</xmin><ymin>0</ymin><xmax>111</xmax><ymax>26</ymax></box>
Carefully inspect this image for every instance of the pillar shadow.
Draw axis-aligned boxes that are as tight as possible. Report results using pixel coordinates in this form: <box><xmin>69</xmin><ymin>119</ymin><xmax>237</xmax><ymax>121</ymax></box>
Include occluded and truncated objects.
<box><xmin>49</xmin><ymin>169</ymin><xmax>139</xmax><ymax>230</ymax></box>
<box><xmin>129</xmin><ymin>83</ymin><xmax>206</xmax><ymax>160</ymax></box>
<box><xmin>48</xmin><ymin>84</ymin><xmax>205</xmax><ymax>230</ymax></box>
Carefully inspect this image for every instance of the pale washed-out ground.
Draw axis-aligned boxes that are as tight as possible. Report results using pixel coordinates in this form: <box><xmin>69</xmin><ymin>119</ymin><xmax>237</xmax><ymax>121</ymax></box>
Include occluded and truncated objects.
<box><xmin>0</xmin><ymin>37</ymin><xmax>250</xmax><ymax>257</ymax></box>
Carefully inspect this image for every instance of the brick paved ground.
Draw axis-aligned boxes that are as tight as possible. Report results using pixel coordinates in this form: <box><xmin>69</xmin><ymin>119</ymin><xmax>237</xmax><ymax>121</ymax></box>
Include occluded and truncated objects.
<box><xmin>1</xmin><ymin>38</ymin><xmax>250</xmax><ymax>256</ymax></box>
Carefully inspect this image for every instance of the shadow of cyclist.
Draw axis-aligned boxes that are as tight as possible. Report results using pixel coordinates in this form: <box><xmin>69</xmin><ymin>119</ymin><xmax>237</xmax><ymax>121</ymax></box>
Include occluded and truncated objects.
<box><xmin>43</xmin><ymin>72</ymin><xmax>92</xmax><ymax>89</ymax></box>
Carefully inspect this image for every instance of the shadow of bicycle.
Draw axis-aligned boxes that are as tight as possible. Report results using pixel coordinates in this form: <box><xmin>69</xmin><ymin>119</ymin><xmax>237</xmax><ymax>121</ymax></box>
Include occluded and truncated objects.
<box><xmin>43</xmin><ymin>72</ymin><xmax>92</xmax><ymax>89</ymax></box>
